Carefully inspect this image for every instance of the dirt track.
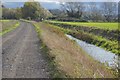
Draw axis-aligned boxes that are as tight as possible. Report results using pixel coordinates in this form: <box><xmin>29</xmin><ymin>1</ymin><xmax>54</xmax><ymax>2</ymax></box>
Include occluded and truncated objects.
<box><xmin>2</xmin><ymin>21</ymin><xmax>49</xmax><ymax>78</ymax></box>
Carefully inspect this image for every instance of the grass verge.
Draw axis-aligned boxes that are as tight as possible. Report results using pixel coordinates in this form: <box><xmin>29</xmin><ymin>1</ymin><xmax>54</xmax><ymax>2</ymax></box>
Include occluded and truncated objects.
<box><xmin>32</xmin><ymin>22</ymin><xmax>117</xmax><ymax>78</ymax></box>
<box><xmin>0</xmin><ymin>20</ymin><xmax>10</xmax><ymax>22</ymax></box>
<box><xmin>46</xmin><ymin>22</ymin><xmax>119</xmax><ymax>55</ymax></box>
<box><xmin>46</xmin><ymin>21</ymin><xmax>119</xmax><ymax>41</ymax></box>
<box><xmin>69</xmin><ymin>31</ymin><xmax>119</xmax><ymax>55</ymax></box>
<box><xmin>32</xmin><ymin>22</ymin><xmax>65</xmax><ymax>78</ymax></box>
<box><xmin>0</xmin><ymin>21</ymin><xmax>20</xmax><ymax>36</ymax></box>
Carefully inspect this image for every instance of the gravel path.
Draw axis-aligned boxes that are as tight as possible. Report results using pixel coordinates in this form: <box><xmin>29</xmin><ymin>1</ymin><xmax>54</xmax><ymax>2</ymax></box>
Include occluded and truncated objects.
<box><xmin>2</xmin><ymin>21</ymin><xmax>49</xmax><ymax>78</ymax></box>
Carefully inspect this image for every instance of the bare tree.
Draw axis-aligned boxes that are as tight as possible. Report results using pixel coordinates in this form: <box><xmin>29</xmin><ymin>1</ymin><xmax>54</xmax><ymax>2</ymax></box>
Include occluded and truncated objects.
<box><xmin>61</xmin><ymin>2</ymin><xmax>85</xmax><ymax>18</ymax></box>
<box><xmin>118</xmin><ymin>2</ymin><xmax>120</xmax><ymax>22</ymax></box>
<box><xmin>88</xmin><ymin>2</ymin><xmax>104</xmax><ymax>22</ymax></box>
<box><xmin>101</xmin><ymin>2</ymin><xmax>118</xmax><ymax>22</ymax></box>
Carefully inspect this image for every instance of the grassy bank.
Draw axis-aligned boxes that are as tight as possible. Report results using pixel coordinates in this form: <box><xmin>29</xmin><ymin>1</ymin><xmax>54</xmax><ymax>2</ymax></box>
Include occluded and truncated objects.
<box><xmin>0</xmin><ymin>20</ymin><xmax>20</xmax><ymax>36</ymax></box>
<box><xmin>46</xmin><ymin>21</ymin><xmax>119</xmax><ymax>55</ymax></box>
<box><xmin>46</xmin><ymin>21</ymin><xmax>119</xmax><ymax>41</ymax></box>
<box><xmin>32</xmin><ymin>22</ymin><xmax>117</xmax><ymax>78</ymax></box>
<box><xmin>69</xmin><ymin>31</ymin><xmax>119</xmax><ymax>55</ymax></box>
<box><xmin>33</xmin><ymin>22</ymin><xmax>65</xmax><ymax>78</ymax></box>
<box><xmin>49</xmin><ymin>22</ymin><xmax>119</xmax><ymax>41</ymax></box>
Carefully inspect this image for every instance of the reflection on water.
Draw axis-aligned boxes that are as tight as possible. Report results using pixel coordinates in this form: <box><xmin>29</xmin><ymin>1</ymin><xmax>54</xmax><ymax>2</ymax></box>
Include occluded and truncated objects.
<box><xmin>66</xmin><ymin>34</ymin><xmax>118</xmax><ymax>68</ymax></box>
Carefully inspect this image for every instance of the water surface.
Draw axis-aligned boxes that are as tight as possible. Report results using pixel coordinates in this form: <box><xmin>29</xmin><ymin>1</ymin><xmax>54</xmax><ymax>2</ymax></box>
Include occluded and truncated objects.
<box><xmin>66</xmin><ymin>34</ymin><xmax>118</xmax><ymax>68</ymax></box>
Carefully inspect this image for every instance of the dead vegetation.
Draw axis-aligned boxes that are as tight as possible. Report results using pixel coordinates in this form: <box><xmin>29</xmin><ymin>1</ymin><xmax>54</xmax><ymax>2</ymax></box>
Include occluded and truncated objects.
<box><xmin>33</xmin><ymin>22</ymin><xmax>117</xmax><ymax>78</ymax></box>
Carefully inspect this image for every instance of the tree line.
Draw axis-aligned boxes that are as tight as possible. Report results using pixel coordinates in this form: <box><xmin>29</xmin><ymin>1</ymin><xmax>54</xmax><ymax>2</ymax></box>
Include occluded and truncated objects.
<box><xmin>2</xmin><ymin>2</ymin><xmax>118</xmax><ymax>22</ymax></box>
<box><xmin>2</xmin><ymin>2</ymin><xmax>52</xmax><ymax>20</ymax></box>
<box><xmin>50</xmin><ymin>2</ymin><xmax>118</xmax><ymax>22</ymax></box>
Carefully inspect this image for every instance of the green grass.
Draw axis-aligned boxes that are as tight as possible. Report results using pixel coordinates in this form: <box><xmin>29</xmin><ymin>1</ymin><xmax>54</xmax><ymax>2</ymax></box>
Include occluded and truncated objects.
<box><xmin>0</xmin><ymin>20</ymin><xmax>10</xmax><ymax>22</ymax></box>
<box><xmin>47</xmin><ymin>20</ymin><xmax>118</xmax><ymax>30</ymax></box>
<box><xmin>47</xmin><ymin>22</ymin><xmax>119</xmax><ymax>54</ymax></box>
<box><xmin>0</xmin><ymin>21</ymin><xmax>20</xmax><ymax>36</ymax></box>
<box><xmin>74</xmin><ymin>31</ymin><xmax>119</xmax><ymax>54</ymax></box>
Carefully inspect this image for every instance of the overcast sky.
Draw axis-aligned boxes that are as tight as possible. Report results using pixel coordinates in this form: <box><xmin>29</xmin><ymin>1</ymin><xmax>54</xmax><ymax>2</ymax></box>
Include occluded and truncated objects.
<box><xmin>2</xmin><ymin>0</ymin><xmax>120</xmax><ymax>2</ymax></box>
<box><xmin>3</xmin><ymin>2</ymin><xmax>61</xmax><ymax>9</ymax></box>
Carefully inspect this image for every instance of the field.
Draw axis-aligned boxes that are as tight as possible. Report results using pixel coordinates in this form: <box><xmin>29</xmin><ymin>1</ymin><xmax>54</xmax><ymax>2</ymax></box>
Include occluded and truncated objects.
<box><xmin>0</xmin><ymin>20</ymin><xmax>20</xmax><ymax>35</ymax></box>
<box><xmin>47</xmin><ymin>20</ymin><xmax>118</xmax><ymax>30</ymax></box>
